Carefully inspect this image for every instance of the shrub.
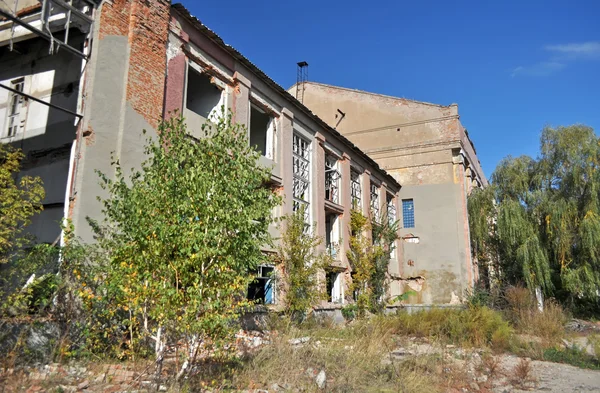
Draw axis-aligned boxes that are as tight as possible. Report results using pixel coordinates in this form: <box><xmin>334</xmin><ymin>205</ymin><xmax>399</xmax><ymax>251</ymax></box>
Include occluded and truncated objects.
<box><xmin>393</xmin><ymin>306</ymin><xmax>513</xmax><ymax>351</ymax></box>
<box><xmin>504</xmin><ymin>285</ymin><xmax>568</xmax><ymax>345</ymax></box>
<box><xmin>277</xmin><ymin>207</ymin><xmax>328</xmax><ymax>321</ymax></box>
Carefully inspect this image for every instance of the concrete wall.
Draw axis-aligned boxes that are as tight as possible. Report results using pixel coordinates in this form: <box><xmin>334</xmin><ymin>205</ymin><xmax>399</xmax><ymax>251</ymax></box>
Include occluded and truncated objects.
<box><xmin>295</xmin><ymin>82</ymin><xmax>486</xmax><ymax>304</ymax></box>
<box><xmin>0</xmin><ymin>33</ymin><xmax>84</xmax><ymax>244</ymax></box>
<box><xmin>70</xmin><ymin>0</ymin><xmax>170</xmax><ymax>243</ymax></box>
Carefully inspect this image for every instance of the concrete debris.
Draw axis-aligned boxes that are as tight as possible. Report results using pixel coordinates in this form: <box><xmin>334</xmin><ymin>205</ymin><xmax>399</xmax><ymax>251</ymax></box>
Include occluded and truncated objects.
<box><xmin>288</xmin><ymin>336</ymin><xmax>310</xmax><ymax>345</ymax></box>
<box><xmin>315</xmin><ymin>369</ymin><xmax>326</xmax><ymax>389</ymax></box>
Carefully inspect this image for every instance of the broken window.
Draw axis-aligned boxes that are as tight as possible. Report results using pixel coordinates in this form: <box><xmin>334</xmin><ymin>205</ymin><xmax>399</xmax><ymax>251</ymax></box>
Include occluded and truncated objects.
<box><xmin>402</xmin><ymin>199</ymin><xmax>415</xmax><ymax>228</ymax></box>
<box><xmin>248</xmin><ymin>265</ymin><xmax>275</xmax><ymax>304</ymax></box>
<box><xmin>350</xmin><ymin>169</ymin><xmax>361</xmax><ymax>209</ymax></box>
<box><xmin>325</xmin><ymin>153</ymin><xmax>341</xmax><ymax>204</ymax></box>
<box><xmin>185</xmin><ymin>66</ymin><xmax>222</xmax><ymax>122</ymax></box>
<box><xmin>386</xmin><ymin>193</ymin><xmax>396</xmax><ymax>225</ymax></box>
<box><xmin>249</xmin><ymin>103</ymin><xmax>273</xmax><ymax>157</ymax></box>
<box><xmin>5</xmin><ymin>78</ymin><xmax>25</xmax><ymax>138</ymax></box>
<box><xmin>326</xmin><ymin>271</ymin><xmax>343</xmax><ymax>303</ymax></box>
<box><xmin>293</xmin><ymin>133</ymin><xmax>311</xmax><ymax>225</ymax></box>
<box><xmin>370</xmin><ymin>182</ymin><xmax>380</xmax><ymax>222</ymax></box>
<box><xmin>325</xmin><ymin>213</ymin><xmax>340</xmax><ymax>259</ymax></box>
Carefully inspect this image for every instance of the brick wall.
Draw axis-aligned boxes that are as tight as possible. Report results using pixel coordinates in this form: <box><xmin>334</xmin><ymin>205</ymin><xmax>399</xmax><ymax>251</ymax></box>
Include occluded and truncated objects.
<box><xmin>98</xmin><ymin>0</ymin><xmax>171</xmax><ymax>129</ymax></box>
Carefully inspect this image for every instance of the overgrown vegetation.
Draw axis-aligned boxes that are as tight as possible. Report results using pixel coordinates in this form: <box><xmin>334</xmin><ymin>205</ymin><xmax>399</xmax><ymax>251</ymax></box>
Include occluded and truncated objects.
<box><xmin>0</xmin><ymin>144</ymin><xmax>45</xmax><ymax>263</ymax></box>
<box><xmin>346</xmin><ymin>209</ymin><xmax>399</xmax><ymax>315</ymax></box>
<box><xmin>469</xmin><ymin>125</ymin><xmax>600</xmax><ymax>315</ymax></box>
<box><xmin>0</xmin><ymin>144</ymin><xmax>44</xmax><ymax>297</ymax></box>
<box><xmin>86</xmin><ymin>113</ymin><xmax>281</xmax><ymax>379</ymax></box>
<box><xmin>276</xmin><ymin>207</ymin><xmax>328</xmax><ymax>319</ymax></box>
<box><xmin>393</xmin><ymin>306</ymin><xmax>513</xmax><ymax>351</ymax></box>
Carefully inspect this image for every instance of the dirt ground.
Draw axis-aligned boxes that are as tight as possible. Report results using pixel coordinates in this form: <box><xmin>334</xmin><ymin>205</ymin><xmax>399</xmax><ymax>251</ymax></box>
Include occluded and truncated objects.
<box><xmin>499</xmin><ymin>355</ymin><xmax>600</xmax><ymax>393</ymax></box>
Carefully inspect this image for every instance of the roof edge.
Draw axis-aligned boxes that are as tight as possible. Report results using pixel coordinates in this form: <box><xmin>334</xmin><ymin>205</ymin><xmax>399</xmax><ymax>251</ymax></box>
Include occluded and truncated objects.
<box><xmin>171</xmin><ymin>3</ymin><xmax>401</xmax><ymax>190</ymax></box>
<box><xmin>291</xmin><ymin>81</ymin><xmax>456</xmax><ymax>109</ymax></box>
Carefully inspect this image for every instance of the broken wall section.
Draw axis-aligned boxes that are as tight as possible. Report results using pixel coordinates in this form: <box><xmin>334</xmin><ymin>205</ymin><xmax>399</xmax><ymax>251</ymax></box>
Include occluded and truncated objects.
<box><xmin>71</xmin><ymin>0</ymin><xmax>171</xmax><ymax>243</ymax></box>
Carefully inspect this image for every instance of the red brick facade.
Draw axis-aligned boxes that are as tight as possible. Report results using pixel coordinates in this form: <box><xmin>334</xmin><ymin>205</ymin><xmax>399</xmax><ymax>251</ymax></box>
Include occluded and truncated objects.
<box><xmin>98</xmin><ymin>0</ymin><xmax>171</xmax><ymax>129</ymax></box>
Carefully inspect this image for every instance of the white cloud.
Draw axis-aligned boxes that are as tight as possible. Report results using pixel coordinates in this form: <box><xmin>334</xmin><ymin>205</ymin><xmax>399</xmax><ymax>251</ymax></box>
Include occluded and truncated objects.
<box><xmin>545</xmin><ymin>42</ymin><xmax>600</xmax><ymax>58</ymax></box>
<box><xmin>511</xmin><ymin>61</ymin><xmax>566</xmax><ymax>77</ymax></box>
<box><xmin>511</xmin><ymin>41</ymin><xmax>600</xmax><ymax>77</ymax></box>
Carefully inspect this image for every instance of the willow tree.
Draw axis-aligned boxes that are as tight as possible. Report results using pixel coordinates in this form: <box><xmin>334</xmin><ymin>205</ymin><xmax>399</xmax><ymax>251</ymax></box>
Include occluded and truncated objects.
<box><xmin>469</xmin><ymin>125</ymin><xmax>600</xmax><ymax>305</ymax></box>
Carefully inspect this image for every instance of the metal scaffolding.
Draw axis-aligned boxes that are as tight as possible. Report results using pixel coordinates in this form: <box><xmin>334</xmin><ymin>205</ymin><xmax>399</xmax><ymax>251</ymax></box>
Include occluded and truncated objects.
<box><xmin>0</xmin><ymin>0</ymin><xmax>101</xmax><ymax>117</ymax></box>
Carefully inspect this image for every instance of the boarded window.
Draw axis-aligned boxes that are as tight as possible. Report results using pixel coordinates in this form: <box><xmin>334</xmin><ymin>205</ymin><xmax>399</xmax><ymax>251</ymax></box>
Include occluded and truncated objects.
<box><xmin>185</xmin><ymin>67</ymin><xmax>222</xmax><ymax>122</ymax></box>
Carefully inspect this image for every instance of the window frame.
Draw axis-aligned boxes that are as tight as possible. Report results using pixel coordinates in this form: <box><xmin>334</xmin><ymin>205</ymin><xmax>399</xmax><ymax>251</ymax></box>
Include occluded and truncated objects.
<box><xmin>324</xmin><ymin>153</ymin><xmax>341</xmax><ymax>204</ymax></box>
<box><xmin>370</xmin><ymin>181</ymin><xmax>380</xmax><ymax>222</ymax></box>
<box><xmin>292</xmin><ymin>133</ymin><xmax>311</xmax><ymax>226</ymax></box>
<box><xmin>4</xmin><ymin>77</ymin><xmax>25</xmax><ymax>138</ymax></box>
<box><xmin>402</xmin><ymin>198</ymin><xmax>415</xmax><ymax>228</ymax></box>
<box><xmin>350</xmin><ymin>169</ymin><xmax>362</xmax><ymax>210</ymax></box>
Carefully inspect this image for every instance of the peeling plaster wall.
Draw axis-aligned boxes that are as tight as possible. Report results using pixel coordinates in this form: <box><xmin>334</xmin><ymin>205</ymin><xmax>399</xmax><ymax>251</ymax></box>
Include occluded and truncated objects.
<box><xmin>0</xmin><ymin>34</ymin><xmax>84</xmax><ymax>244</ymax></box>
<box><xmin>71</xmin><ymin>0</ymin><xmax>170</xmax><ymax>243</ymax></box>
<box><xmin>296</xmin><ymin>82</ymin><xmax>486</xmax><ymax>304</ymax></box>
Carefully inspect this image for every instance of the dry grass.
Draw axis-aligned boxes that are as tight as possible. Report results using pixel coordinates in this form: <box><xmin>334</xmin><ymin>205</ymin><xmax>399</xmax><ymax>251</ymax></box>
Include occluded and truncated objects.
<box><xmin>391</xmin><ymin>306</ymin><xmax>513</xmax><ymax>351</ymax></box>
<box><xmin>511</xmin><ymin>358</ymin><xmax>536</xmax><ymax>387</ymax></box>
<box><xmin>480</xmin><ymin>352</ymin><xmax>503</xmax><ymax>378</ymax></box>
<box><xmin>504</xmin><ymin>286</ymin><xmax>568</xmax><ymax>346</ymax></box>
<box><xmin>227</xmin><ymin>317</ymin><xmax>442</xmax><ymax>393</ymax></box>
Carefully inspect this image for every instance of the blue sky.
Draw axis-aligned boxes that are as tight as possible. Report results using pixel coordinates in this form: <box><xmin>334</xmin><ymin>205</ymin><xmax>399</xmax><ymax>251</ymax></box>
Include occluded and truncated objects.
<box><xmin>181</xmin><ymin>0</ymin><xmax>600</xmax><ymax>178</ymax></box>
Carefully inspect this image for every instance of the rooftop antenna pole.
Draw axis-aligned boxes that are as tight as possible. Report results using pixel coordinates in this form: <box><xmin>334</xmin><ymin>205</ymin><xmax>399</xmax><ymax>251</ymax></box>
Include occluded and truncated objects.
<box><xmin>296</xmin><ymin>61</ymin><xmax>308</xmax><ymax>104</ymax></box>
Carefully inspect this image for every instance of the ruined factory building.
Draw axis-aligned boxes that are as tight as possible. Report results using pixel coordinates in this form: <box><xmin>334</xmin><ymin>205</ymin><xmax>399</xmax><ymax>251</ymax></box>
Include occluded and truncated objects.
<box><xmin>1</xmin><ymin>1</ymin><xmax>413</xmax><ymax>311</ymax></box>
<box><xmin>290</xmin><ymin>82</ymin><xmax>487</xmax><ymax>305</ymax></box>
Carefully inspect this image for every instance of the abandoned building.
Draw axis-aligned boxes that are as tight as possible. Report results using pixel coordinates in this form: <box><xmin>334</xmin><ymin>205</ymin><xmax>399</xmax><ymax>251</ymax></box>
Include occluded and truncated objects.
<box><xmin>289</xmin><ymin>82</ymin><xmax>487</xmax><ymax>304</ymax></box>
<box><xmin>0</xmin><ymin>1</ymin><xmax>408</xmax><ymax>310</ymax></box>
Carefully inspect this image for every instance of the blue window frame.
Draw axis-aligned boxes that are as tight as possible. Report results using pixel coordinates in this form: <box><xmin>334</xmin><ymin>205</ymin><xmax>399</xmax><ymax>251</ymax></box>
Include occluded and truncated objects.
<box><xmin>402</xmin><ymin>199</ymin><xmax>415</xmax><ymax>228</ymax></box>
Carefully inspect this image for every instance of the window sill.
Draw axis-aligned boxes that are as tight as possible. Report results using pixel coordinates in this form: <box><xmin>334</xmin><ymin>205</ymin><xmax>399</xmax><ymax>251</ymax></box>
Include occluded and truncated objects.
<box><xmin>324</xmin><ymin>199</ymin><xmax>344</xmax><ymax>214</ymax></box>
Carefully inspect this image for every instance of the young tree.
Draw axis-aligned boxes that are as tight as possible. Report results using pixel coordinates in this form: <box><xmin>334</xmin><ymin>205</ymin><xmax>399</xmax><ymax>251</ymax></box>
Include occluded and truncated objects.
<box><xmin>347</xmin><ymin>209</ymin><xmax>399</xmax><ymax>315</ymax></box>
<box><xmin>277</xmin><ymin>207</ymin><xmax>327</xmax><ymax>320</ymax></box>
<box><xmin>469</xmin><ymin>125</ymin><xmax>600</xmax><ymax>309</ymax></box>
<box><xmin>0</xmin><ymin>144</ymin><xmax>44</xmax><ymax>264</ymax></box>
<box><xmin>93</xmin><ymin>113</ymin><xmax>281</xmax><ymax>379</ymax></box>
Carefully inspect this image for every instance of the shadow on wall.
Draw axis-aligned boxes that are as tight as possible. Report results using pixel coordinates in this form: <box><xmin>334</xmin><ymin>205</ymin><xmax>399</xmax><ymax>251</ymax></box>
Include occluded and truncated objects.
<box><xmin>1</xmin><ymin>33</ymin><xmax>84</xmax><ymax>245</ymax></box>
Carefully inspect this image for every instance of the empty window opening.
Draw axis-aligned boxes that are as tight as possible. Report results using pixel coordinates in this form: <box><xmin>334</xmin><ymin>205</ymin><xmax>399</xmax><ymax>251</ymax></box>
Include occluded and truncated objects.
<box><xmin>326</xmin><ymin>271</ymin><xmax>343</xmax><ymax>303</ymax></box>
<box><xmin>248</xmin><ymin>265</ymin><xmax>275</xmax><ymax>304</ymax></box>
<box><xmin>370</xmin><ymin>182</ymin><xmax>380</xmax><ymax>222</ymax></box>
<box><xmin>186</xmin><ymin>67</ymin><xmax>222</xmax><ymax>122</ymax></box>
<box><xmin>386</xmin><ymin>193</ymin><xmax>396</xmax><ymax>225</ymax></box>
<box><xmin>293</xmin><ymin>133</ymin><xmax>311</xmax><ymax>226</ymax></box>
<box><xmin>250</xmin><ymin>104</ymin><xmax>273</xmax><ymax>156</ymax></box>
<box><xmin>5</xmin><ymin>78</ymin><xmax>25</xmax><ymax>138</ymax></box>
<box><xmin>325</xmin><ymin>154</ymin><xmax>341</xmax><ymax>204</ymax></box>
<box><xmin>325</xmin><ymin>213</ymin><xmax>340</xmax><ymax>259</ymax></box>
<box><xmin>350</xmin><ymin>170</ymin><xmax>361</xmax><ymax>209</ymax></box>
<box><xmin>402</xmin><ymin>199</ymin><xmax>415</xmax><ymax>228</ymax></box>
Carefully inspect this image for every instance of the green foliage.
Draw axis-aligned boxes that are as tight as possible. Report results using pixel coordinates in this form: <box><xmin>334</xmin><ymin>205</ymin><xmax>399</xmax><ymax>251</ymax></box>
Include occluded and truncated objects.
<box><xmin>543</xmin><ymin>347</ymin><xmax>600</xmax><ymax>370</ymax></box>
<box><xmin>340</xmin><ymin>304</ymin><xmax>358</xmax><ymax>321</ymax></box>
<box><xmin>468</xmin><ymin>125</ymin><xmax>600</xmax><ymax>309</ymax></box>
<box><xmin>91</xmin><ymin>113</ymin><xmax>281</xmax><ymax>377</ymax></box>
<box><xmin>394</xmin><ymin>306</ymin><xmax>513</xmax><ymax>351</ymax></box>
<box><xmin>0</xmin><ymin>144</ymin><xmax>44</xmax><ymax>265</ymax></box>
<box><xmin>346</xmin><ymin>209</ymin><xmax>399</xmax><ymax>315</ymax></box>
<box><xmin>277</xmin><ymin>207</ymin><xmax>327</xmax><ymax>320</ymax></box>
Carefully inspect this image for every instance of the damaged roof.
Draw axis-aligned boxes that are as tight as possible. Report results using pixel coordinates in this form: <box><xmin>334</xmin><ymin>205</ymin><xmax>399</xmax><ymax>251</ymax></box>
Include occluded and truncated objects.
<box><xmin>171</xmin><ymin>3</ymin><xmax>401</xmax><ymax>190</ymax></box>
